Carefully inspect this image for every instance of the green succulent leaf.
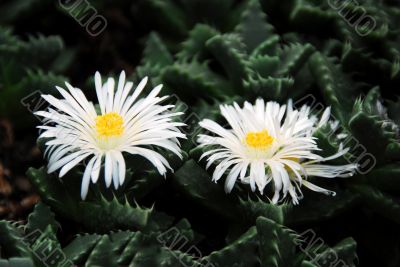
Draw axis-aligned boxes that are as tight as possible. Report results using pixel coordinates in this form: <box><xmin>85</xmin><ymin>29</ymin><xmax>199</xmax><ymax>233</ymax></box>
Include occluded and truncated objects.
<box><xmin>27</xmin><ymin>167</ymin><xmax>166</xmax><ymax>233</ymax></box>
<box><xmin>349</xmin><ymin>110</ymin><xmax>392</xmax><ymax>164</ymax></box>
<box><xmin>0</xmin><ymin>258</ymin><xmax>34</xmax><ymax>267</ymax></box>
<box><xmin>206</xmin><ymin>34</ymin><xmax>251</xmax><ymax>93</ymax></box>
<box><xmin>277</xmin><ymin>43</ymin><xmax>315</xmax><ymax>77</ymax></box>
<box><xmin>177</xmin><ymin>24</ymin><xmax>219</xmax><ymax>61</ymax></box>
<box><xmin>26</xmin><ymin>202</ymin><xmax>59</xmax><ymax>234</ymax></box>
<box><xmin>141</xmin><ymin>32</ymin><xmax>173</xmax><ymax>68</ymax></box>
<box><xmin>64</xmin><ymin>233</ymin><xmax>102</xmax><ymax>264</ymax></box>
<box><xmin>162</xmin><ymin>59</ymin><xmax>230</xmax><ymax>101</ymax></box>
<box><xmin>235</xmin><ymin>0</ymin><xmax>276</xmax><ymax>52</ymax></box>
<box><xmin>286</xmin><ymin>188</ymin><xmax>359</xmax><ymax>225</ymax></box>
<box><xmin>0</xmin><ymin>221</ymin><xmax>30</xmax><ymax>258</ymax></box>
<box><xmin>205</xmin><ymin>226</ymin><xmax>259</xmax><ymax>267</ymax></box>
<box><xmin>138</xmin><ymin>0</ymin><xmax>189</xmax><ymax>38</ymax></box>
<box><xmin>309</xmin><ymin>52</ymin><xmax>359</xmax><ymax>123</ymax></box>
<box><xmin>256</xmin><ymin>217</ymin><xmax>298</xmax><ymax>267</ymax></box>
<box><xmin>79</xmin><ymin>195</ymin><xmax>153</xmax><ymax>232</ymax></box>
<box><xmin>173</xmin><ymin>159</ymin><xmax>241</xmax><ymax>220</ymax></box>
<box><xmin>353</xmin><ymin>185</ymin><xmax>400</xmax><ymax>224</ymax></box>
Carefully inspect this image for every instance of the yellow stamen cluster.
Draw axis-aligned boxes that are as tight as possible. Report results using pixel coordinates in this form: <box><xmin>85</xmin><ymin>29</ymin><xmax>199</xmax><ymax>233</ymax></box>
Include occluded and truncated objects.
<box><xmin>245</xmin><ymin>130</ymin><xmax>274</xmax><ymax>149</ymax></box>
<box><xmin>95</xmin><ymin>112</ymin><xmax>124</xmax><ymax>137</ymax></box>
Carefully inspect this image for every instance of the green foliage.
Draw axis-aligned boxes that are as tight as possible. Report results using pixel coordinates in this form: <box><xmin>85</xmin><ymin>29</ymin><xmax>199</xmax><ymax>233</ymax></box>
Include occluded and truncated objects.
<box><xmin>136</xmin><ymin>32</ymin><xmax>173</xmax><ymax>88</ymax></box>
<box><xmin>0</xmin><ymin>27</ymin><xmax>69</xmax><ymax>128</ymax></box>
<box><xmin>206</xmin><ymin>34</ymin><xmax>251</xmax><ymax>93</ymax></box>
<box><xmin>0</xmin><ymin>258</ymin><xmax>34</xmax><ymax>267</ymax></box>
<box><xmin>235</xmin><ymin>0</ymin><xmax>274</xmax><ymax>53</ymax></box>
<box><xmin>0</xmin><ymin>221</ymin><xmax>30</xmax><ymax>258</ymax></box>
<box><xmin>285</xmin><ymin>188</ymin><xmax>360</xmax><ymax>225</ymax></box>
<box><xmin>26</xmin><ymin>167</ymin><xmax>166</xmax><ymax>233</ymax></box>
<box><xmin>349</xmin><ymin>88</ymin><xmax>398</xmax><ymax>164</ymax></box>
<box><xmin>309</xmin><ymin>52</ymin><xmax>360</xmax><ymax>122</ymax></box>
<box><xmin>177</xmin><ymin>24</ymin><xmax>219</xmax><ymax>60</ymax></box>
<box><xmin>2</xmin><ymin>0</ymin><xmax>400</xmax><ymax>266</ymax></box>
<box><xmin>206</xmin><ymin>226</ymin><xmax>258</xmax><ymax>267</ymax></box>
<box><xmin>352</xmin><ymin>184</ymin><xmax>400</xmax><ymax>224</ymax></box>
<box><xmin>173</xmin><ymin>159</ymin><xmax>241</xmax><ymax>220</ymax></box>
<box><xmin>257</xmin><ymin>217</ymin><xmax>298</xmax><ymax>267</ymax></box>
<box><xmin>26</xmin><ymin>202</ymin><xmax>59</xmax><ymax>234</ymax></box>
<box><xmin>1</xmin><ymin>201</ymin><xmax>359</xmax><ymax>266</ymax></box>
<box><xmin>0</xmin><ymin>203</ymin><xmax>67</xmax><ymax>267</ymax></box>
<box><xmin>134</xmin><ymin>4</ymin><xmax>316</xmax><ymax>105</ymax></box>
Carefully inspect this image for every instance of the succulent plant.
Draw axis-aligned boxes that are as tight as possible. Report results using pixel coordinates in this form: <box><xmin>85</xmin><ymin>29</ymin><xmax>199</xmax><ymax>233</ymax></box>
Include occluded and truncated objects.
<box><xmin>1</xmin><ymin>0</ymin><xmax>399</xmax><ymax>266</ymax></box>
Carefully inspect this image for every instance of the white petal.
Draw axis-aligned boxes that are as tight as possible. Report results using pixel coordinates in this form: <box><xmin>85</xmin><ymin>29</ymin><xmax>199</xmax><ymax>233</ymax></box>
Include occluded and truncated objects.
<box><xmin>105</xmin><ymin>152</ymin><xmax>113</xmax><ymax>187</ymax></box>
<box><xmin>95</xmin><ymin>71</ymin><xmax>105</xmax><ymax>114</ymax></box>
<box><xmin>48</xmin><ymin>150</ymin><xmax>89</xmax><ymax>174</ymax></box>
<box><xmin>112</xmin><ymin>153</ymin><xmax>119</xmax><ymax>189</ymax></box>
<box><xmin>124</xmin><ymin>147</ymin><xmax>170</xmax><ymax>176</ymax></box>
<box><xmin>81</xmin><ymin>157</ymin><xmax>96</xmax><ymax>199</ymax></box>
<box><xmin>113</xmin><ymin>71</ymin><xmax>126</xmax><ymax>113</ymax></box>
<box><xmin>318</xmin><ymin>107</ymin><xmax>331</xmax><ymax>128</ymax></box>
<box><xmin>113</xmin><ymin>151</ymin><xmax>126</xmax><ymax>186</ymax></box>
<box><xmin>91</xmin><ymin>155</ymin><xmax>102</xmax><ymax>183</ymax></box>
<box><xmin>59</xmin><ymin>152</ymin><xmax>92</xmax><ymax>177</ymax></box>
<box><xmin>302</xmin><ymin>180</ymin><xmax>336</xmax><ymax>196</ymax></box>
<box><xmin>224</xmin><ymin>164</ymin><xmax>242</xmax><ymax>193</ymax></box>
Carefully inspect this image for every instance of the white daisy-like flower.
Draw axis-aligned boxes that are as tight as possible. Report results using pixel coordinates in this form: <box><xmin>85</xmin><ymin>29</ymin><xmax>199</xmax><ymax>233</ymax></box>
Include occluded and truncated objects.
<box><xmin>197</xmin><ymin>99</ymin><xmax>357</xmax><ymax>205</ymax></box>
<box><xmin>36</xmin><ymin>71</ymin><xmax>186</xmax><ymax>199</ymax></box>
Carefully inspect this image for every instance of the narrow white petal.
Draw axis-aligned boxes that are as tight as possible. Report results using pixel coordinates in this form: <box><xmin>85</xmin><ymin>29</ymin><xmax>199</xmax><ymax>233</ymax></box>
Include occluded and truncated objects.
<box><xmin>224</xmin><ymin>164</ymin><xmax>242</xmax><ymax>193</ymax></box>
<box><xmin>81</xmin><ymin>157</ymin><xmax>96</xmax><ymax>199</ymax></box>
<box><xmin>95</xmin><ymin>71</ymin><xmax>105</xmax><ymax>114</ymax></box>
<box><xmin>91</xmin><ymin>155</ymin><xmax>102</xmax><ymax>183</ymax></box>
<box><xmin>59</xmin><ymin>152</ymin><xmax>92</xmax><ymax>177</ymax></box>
<box><xmin>302</xmin><ymin>180</ymin><xmax>336</xmax><ymax>196</ymax></box>
<box><xmin>112</xmin><ymin>154</ymin><xmax>119</xmax><ymax>189</ymax></box>
<box><xmin>113</xmin><ymin>151</ymin><xmax>126</xmax><ymax>186</ymax></box>
<box><xmin>105</xmin><ymin>152</ymin><xmax>113</xmax><ymax>187</ymax></box>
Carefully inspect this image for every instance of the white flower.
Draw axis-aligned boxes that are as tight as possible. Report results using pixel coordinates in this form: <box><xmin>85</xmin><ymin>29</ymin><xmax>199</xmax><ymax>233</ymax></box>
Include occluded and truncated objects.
<box><xmin>197</xmin><ymin>99</ymin><xmax>357</xmax><ymax>205</ymax></box>
<box><xmin>36</xmin><ymin>71</ymin><xmax>186</xmax><ymax>199</ymax></box>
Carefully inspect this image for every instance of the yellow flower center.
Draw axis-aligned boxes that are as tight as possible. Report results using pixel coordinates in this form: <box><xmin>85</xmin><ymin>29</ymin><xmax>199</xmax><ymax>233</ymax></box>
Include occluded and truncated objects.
<box><xmin>95</xmin><ymin>112</ymin><xmax>124</xmax><ymax>138</ymax></box>
<box><xmin>245</xmin><ymin>130</ymin><xmax>274</xmax><ymax>149</ymax></box>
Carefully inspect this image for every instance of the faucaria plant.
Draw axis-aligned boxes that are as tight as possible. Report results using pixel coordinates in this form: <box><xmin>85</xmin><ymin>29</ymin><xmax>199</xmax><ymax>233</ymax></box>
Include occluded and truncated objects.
<box><xmin>0</xmin><ymin>202</ymin><xmax>359</xmax><ymax>267</ymax></box>
<box><xmin>0</xmin><ymin>0</ymin><xmax>399</xmax><ymax>266</ymax></box>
